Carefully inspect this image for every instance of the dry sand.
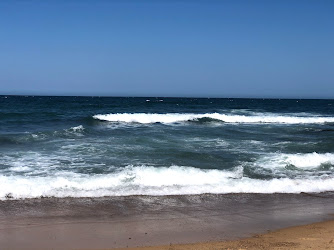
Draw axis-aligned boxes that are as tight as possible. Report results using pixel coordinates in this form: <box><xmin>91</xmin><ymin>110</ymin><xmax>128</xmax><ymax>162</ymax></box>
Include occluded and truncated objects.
<box><xmin>118</xmin><ymin>219</ymin><xmax>334</xmax><ymax>250</ymax></box>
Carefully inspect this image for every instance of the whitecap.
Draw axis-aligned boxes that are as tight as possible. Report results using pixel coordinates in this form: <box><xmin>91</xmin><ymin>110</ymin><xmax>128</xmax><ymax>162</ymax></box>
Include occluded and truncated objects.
<box><xmin>93</xmin><ymin>113</ymin><xmax>334</xmax><ymax>124</ymax></box>
<box><xmin>1</xmin><ymin>165</ymin><xmax>334</xmax><ymax>200</ymax></box>
<box><xmin>255</xmin><ymin>152</ymin><xmax>334</xmax><ymax>169</ymax></box>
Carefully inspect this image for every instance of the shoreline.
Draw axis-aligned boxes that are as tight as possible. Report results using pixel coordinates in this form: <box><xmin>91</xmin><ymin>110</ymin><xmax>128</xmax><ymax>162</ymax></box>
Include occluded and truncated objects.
<box><xmin>0</xmin><ymin>193</ymin><xmax>334</xmax><ymax>249</ymax></box>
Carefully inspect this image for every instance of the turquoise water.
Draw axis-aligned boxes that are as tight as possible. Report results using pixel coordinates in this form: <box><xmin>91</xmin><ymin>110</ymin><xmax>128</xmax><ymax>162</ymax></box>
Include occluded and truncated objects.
<box><xmin>0</xmin><ymin>96</ymin><xmax>334</xmax><ymax>199</ymax></box>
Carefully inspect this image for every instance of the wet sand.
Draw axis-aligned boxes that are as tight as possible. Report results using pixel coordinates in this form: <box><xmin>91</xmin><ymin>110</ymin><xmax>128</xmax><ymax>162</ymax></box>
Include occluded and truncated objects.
<box><xmin>0</xmin><ymin>193</ymin><xmax>334</xmax><ymax>249</ymax></box>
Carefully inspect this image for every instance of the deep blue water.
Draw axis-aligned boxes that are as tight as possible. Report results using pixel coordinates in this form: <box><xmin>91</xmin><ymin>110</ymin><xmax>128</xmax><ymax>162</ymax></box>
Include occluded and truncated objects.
<box><xmin>0</xmin><ymin>96</ymin><xmax>334</xmax><ymax>199</ymax></box>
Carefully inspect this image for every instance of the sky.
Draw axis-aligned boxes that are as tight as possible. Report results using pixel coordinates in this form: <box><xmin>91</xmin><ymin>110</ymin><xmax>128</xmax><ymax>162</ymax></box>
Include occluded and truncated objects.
<box><xmin>0</xmin><ymin>0</ymin><xmax>333</xmax><ymax>98</ymax></box>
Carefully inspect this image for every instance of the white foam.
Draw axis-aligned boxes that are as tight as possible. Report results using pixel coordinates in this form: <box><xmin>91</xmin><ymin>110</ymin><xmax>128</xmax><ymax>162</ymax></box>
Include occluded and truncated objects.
<box><xmin>69</xmin><ymin>125</ymin><xmax>85</xmax><ymax>132</ymax></box>
<box><xmin>60</xmin><ymin>125</ymin><xmax>85</xmax><ymax>136</ymax></box>
<box><xmin>1</xmin><ymin>165</ymin><xmax>334</xmax><ymax>200</ymax></box>
<box><xmin>94</xmin><ymin>113</ymin><xmax>201</xmax><ymax>124</ymax></box>
<box><xmin>9</xmin><ymin>166</ymin><xmax>32</xmax><ymax>172</ymax></box>
<box><xmin>256</xmin><ymin>152</ymin><xmax>334</xmax><ymax>169</ymax></box>
<box><xmin>93</xmin><ymin>113</ymin><xmax>334</xmax><ymax>124</ymax></box>
<box><xmin>0</xmin><ymin>152</ymin><xmax>87</xmax><ymax>176</ymax></box>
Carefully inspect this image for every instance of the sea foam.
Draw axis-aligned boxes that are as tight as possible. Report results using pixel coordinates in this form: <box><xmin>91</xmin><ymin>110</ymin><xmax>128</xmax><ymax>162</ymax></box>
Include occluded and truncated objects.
<box><xmin>256</xmin><ymin>152</ymin><xmax>334</xmax><ymax>169</ymax></box>
<box><xmin>93</xmin><ymin>113</ymin><xmax>334</xmax><ymax>124</ymax></box>
<box><xmin>1</xmin><ymin>164</ymin><xmax>334</xmax><ymax>200</ymax></box>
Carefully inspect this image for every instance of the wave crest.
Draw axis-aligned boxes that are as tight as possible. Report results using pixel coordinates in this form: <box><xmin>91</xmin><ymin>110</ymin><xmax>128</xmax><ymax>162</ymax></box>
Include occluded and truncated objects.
<box><xmin>1</xmin><ymin>165</ymin><xmax>334</xmax><ymax>199</ymax></box>
<box><xmin>255</xmin><ymin>152</ymin><xmax>334</xmax><ymax>169</ymax></box>
<box><xmin>93</xmin><ymin>113</ymin><xmax>334</xmax><ymax>124</ymax></box>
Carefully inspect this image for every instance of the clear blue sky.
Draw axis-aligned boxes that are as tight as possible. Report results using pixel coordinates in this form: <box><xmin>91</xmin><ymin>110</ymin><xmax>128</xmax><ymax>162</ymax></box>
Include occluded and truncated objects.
<box><xmin>0</xmin><ymin>0</ymin><xmax>333</xmax><ymax>98</ymax></box>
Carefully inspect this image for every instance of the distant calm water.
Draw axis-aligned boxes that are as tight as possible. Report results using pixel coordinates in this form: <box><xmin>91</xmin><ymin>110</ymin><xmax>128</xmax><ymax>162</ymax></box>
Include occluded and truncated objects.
<box><xmin>0</xmin><ymin>96</ymin><xmax>334</xmax><ymax>199</ymax></box>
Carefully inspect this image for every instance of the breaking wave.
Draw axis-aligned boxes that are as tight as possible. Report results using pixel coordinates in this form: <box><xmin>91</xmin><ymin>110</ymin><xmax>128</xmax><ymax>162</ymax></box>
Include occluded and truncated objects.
<box><xmin>1</xmin><ymin>162</ymin><xmax>334</xmax><ymax>200</ymax></box>
<box><xmin>255</xmin><ymin>152</ymin><xmax>334</xmax><ymax>169</ymax></box>
<box><xmin>93</xmin><ymin>113</ymin><xmax>334</xmax><ymax>124</ymax></box>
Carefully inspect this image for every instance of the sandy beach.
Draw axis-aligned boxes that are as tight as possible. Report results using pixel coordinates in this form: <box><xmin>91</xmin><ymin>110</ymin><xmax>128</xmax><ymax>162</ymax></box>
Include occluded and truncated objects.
<box><xmin>120</xmin><ymin>219</ymin><xmax>334</xmax><ymax>250</ymax></box>
<box><xmin>0</xmin><ymin>193</ymin><xmax>334</xmax><ymax>249</ymax></box>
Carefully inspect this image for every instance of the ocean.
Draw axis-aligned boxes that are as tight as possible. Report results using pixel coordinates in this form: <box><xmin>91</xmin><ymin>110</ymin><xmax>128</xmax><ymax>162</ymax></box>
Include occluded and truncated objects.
<box><xmin>0</xmin><ymin>95</ymin><xmax>334</xmax><ymax>200</ymax></box>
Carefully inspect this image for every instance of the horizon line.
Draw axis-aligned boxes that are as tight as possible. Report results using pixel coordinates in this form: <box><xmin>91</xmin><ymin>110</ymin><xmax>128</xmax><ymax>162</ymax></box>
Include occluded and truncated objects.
<box><xmin>0</xmin><ymin>94</ymin><xmax>333</xmax><ymax>100</ymax></box>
